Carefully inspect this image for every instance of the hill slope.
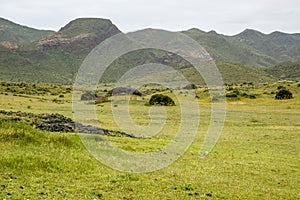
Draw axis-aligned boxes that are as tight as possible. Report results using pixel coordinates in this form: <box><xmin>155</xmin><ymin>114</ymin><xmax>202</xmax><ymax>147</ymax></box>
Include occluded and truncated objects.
<box><xmin>0</xmin><ymin>18</ymin><xmax>121</xmax><ymax>84</ymax></box>
<box><xmin>265</xmin><ymin>60</ymin><xmax>300</xmax><ymax>81</ymax></box>
<box><xmin>183</xmin><ymin>28</ymin><xmax>300</xmax><ymax>66</ymax></box>
<box><xmin>0</xmin><ymin>18</ymin><xmax>54</xmax><ymax>43</ymax></box>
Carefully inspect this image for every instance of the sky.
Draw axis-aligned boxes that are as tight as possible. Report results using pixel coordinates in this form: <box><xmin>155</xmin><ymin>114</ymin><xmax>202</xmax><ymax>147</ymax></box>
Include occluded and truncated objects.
<box><xmin>1</xmin><ymin>0</ymin><xmax>300</xmax><ymax>35</ymax></box>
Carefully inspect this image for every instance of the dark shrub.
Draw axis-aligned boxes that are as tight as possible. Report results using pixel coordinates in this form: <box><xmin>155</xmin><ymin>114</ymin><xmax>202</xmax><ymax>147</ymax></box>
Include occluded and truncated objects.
<box><xmin>275</xmin><ymin>89</ymin><xmax>293</xmax><ymax>100</ymax></box>
<box><xmin>248</xmin><ymin>94</ymin><xmax>256</xmax><ymax>99</ymax></box>
<box><xmin>107</xmin><ymin>87</ymin><xmax>142</xmax><ymax>96</ymax></box>
<box><xmin>227</xmin><ymin>86</ymin><xmax>233</xmax><ymax>91</ymax></box>
<box><xmin>226</xmin><ymin>90</ymin><xmax>239</xmax><ymax>98</ymax></box>
<box><xmin>149</xmin><ymin>94</ymin><xmax>175</xmax><ymax>106</ymax></box>
<box><xmin>183</xmin><ymin>84</ymin><xmax>197</xmax><ymax>90</ymax></box>
<box><xmin>240</xmin><ymin>92</ymin><xmax>256</xmax><ymax>99</ymax></box>
<box><xmin>226</xmin><ymin>93</ymin><xmax>238</xmax><ymax>98</ymax></box>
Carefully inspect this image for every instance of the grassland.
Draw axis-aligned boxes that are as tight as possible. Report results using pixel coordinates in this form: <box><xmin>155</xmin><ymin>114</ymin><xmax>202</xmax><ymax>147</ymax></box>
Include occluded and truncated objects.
<box><xmin>0</xmin><ymin>81</ymin><xmax>299</xmax><ymax>199</ymax></box>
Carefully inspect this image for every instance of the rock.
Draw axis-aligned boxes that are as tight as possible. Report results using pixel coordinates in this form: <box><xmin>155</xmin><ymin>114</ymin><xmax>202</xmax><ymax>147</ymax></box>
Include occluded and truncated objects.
<box><xmin>0</xmin><ymin>41</ymin><xmax>19</xmax><ymax>49</ymax></box>
<box><xmin>10</xmin><ymin>175</ymin><xmax>17</xmax><ymax>180</ymax></box>
<box><xmin>0</xmin><ymin>109</ymin><xmax>137</xmax><ymax>138</ymax></box>
<box><xmin>1</xmin><ymin>185</ymin><xmax>5</xmax><ymax>190</ymax></box>
<box><xmin>206</xmin><ymin>193</ymin><xmax>212</xmax><ymax>197</ymax></box>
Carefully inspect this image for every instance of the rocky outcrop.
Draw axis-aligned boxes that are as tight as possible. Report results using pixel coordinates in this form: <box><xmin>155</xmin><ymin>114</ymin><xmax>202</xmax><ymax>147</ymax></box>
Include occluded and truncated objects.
<box><xmin>37</xmin><ymin>32</ymin><xmax>91</xmax><ymax>50</ymax></box>
<box><xmin>0</xmin><ymin>110</ymin><xmax>136</xmax><ymax>138</ymax></box>
<box><xmin>36</xmin><ymin>18</ymin><xmax>121</xmax><ymax>51</ymax></box>
<box><xmin>0</xmin><ymin>41</ymin><xmax>18</xmax><ymax>49</ymax></box>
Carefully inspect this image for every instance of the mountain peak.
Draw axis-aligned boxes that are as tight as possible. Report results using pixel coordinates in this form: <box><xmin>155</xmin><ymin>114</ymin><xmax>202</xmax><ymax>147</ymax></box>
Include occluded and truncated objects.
<box><xmin>238</xmin><ymin>29</ymin><xmax>264</xmax><ymax>36</ymax></box>
<box><xmin>37</xmin><ymin>17</ymin><xmax>121</xmax><ymax>51</ymax></box>
<box><xmin>185</xmin><ymin>28</ymin><xmax>205</xmax><ymax>33</ymax></box>
<box><xmin>268</xmin><ymin>31</ymin><xmax>287</xmax><ymax>37</ymax></box>
<box><xmin>235</xmin><ymin>29</ymin><xmax>265</xmax><ymax>42</ymax></box>
<box><xmin>58</xmin><ymin>18</ymin><xmax>119</xmax><ymax>38</ymax></box>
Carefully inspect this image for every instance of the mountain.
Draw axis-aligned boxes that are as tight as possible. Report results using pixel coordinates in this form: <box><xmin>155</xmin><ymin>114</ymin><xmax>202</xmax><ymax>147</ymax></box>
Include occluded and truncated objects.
<box><xmin>0</xmin><ymin>17</ymin><xmax>54</xmax><ymax>44</ymax></box>
<box><xmin>0</xmin><ymin>18</ymin><xmax>121</xmax><ymax>84</ymax></box>
<box><xmin>231</xmin><ymin>29</ymin><xmax>300</xmax><ymax>64</ymax></box>
<box><xmin>37</xmin><ymin>18</ymin><xmax>120</xmax><ymax>52</ymax></box>
<box><xmin>0</xmin><ymin>17</ymin><xmax>299</xmax><ymax>84</ymax></box>
<box><xmin>183</xmin><ymin>28</ymin><xmax>300</xmax><ymax>66</ymax></box>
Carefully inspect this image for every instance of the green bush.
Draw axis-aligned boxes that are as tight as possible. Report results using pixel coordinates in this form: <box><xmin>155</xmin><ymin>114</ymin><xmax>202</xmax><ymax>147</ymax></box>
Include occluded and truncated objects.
<box><xmin>275</xmin><ymin>89</ymin><xmax>293</xmax><ymax>100</ymax></box>
<box><xmin>226</xmin><ymin>90</ymin><xmax>239</xmax><ymax>98</ymax></box>
<box><xmin>226</xmin><ymin>89</ymin><xmax>256</xmax><ymax>99</ymax></box>
<box><xmin>149</xmin><ymin>94</ymin><xmax>175</xmax><ymax>106</ymax></box>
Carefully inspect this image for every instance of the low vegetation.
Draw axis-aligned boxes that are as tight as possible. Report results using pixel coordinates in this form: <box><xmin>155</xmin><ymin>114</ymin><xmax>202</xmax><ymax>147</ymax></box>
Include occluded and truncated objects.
<box><xmin>149</xmin><ymin>94</ymin><xmax>175</xmax><ymax>106</ymax></box>
<box><xmin>0</xmin><ymin>80</ymin><xmax>299</xmax><ymax>199</ymax></box>
<box><xmin>275</xmin><ymin>89</ymin><xmax>293</xmax><ymax>99</ymax></box>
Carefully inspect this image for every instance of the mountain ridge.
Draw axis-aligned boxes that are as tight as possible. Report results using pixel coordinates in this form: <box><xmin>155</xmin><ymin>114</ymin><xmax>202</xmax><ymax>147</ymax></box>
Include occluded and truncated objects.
<box><xmin>0</xmin><ymin>17</ymin><xmax>54</xmax><ymax>43</ymax></box>
<box><xmin>0</xmin><ymin>17</ymin><xmax>299</xmax><ymax>84</ymax></box>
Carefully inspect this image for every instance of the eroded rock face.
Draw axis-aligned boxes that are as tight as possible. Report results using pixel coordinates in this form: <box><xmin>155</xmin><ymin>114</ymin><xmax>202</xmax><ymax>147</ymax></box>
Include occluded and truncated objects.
<box><xmin>0</xmin><ymin>41</ymin><xmax>18</xmax><ymax>49</ymax></box>
<box><xmin>37</xmin><ymin>33</ymin><xmax>93</xmax><ymax>50</ymax></box>
<box><xmin>36</xmin><ymin>18</ymin><xmax>121</xmax><ymax>51</ymax></box>
<box><xmin>37</xmin><ymin>33</ymin><xmax>70</xmax><ymax>50</ymax></box>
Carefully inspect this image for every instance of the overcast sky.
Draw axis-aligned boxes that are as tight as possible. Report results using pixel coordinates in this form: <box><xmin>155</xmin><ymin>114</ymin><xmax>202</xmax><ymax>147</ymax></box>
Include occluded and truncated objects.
<box><xmin>1</xmin><ymin>0</ymin><xmax>300</xmax><ymax>35</ymax></box>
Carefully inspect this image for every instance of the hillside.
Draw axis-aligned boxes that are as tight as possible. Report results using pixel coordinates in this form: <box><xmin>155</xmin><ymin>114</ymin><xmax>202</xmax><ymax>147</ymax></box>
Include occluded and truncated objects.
<box><xmin>0</xmin><ymin>17</ymin><xmax>299</xmax><ymax>84</ymax></box>
<box><xmin>0</xmin><ymin>17</ymin><xmax>54</xmax><ymax>44</ymax></box>
<box><xmin>183</xmin><ymin>28</ymin><xmax>300</xmax><ymax>66</ymax></box>
<box><xmin>0</xmin><ymin>18</ymin><xmax>121</xmax><ymax>84</ymax></box>
<box><xmin>265</xmin><ymin>60</ymin><xmax>300</xmax><ymax>81</ymax></box>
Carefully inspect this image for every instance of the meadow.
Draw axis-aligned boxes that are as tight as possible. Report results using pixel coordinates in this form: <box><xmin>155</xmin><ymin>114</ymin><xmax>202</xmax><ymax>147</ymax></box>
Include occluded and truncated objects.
<box><xmin>0</xmin><ymin>81</ymin><xmax>299</xmax><ymax>199</ymax></box>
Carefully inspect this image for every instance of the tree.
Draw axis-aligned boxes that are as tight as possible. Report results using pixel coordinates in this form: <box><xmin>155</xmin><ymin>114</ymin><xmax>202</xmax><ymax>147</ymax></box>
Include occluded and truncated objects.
<box><xmin>149</xmin><ymin>94</ymin><xmax>175</xmax><ymax>106</ymax></box>
<box><xmin>275</xmin><ymin>89</ymin><xmax>293</xmax><ymax>100</ymax></box>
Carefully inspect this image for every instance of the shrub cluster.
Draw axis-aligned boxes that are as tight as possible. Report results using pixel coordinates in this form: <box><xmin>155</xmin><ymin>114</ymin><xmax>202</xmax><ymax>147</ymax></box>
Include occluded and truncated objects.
<box><xmin>275</xmin><ymin>89</ymin><xmax>293</xmax><ymax>100</ymax></box>
<box><xmin>226</xmin><ymin>89</ymin><xmax>256</xmax><ymax>99</ymax></box>
<box><xmin>149</xmin><ymin>94</ymin><xmax>175</xmax><ymax>106</ymax></box>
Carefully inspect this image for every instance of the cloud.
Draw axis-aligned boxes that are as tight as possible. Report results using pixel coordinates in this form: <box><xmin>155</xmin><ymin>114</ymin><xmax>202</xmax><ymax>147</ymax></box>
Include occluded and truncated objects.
<box><xmin>1</xmin><ymin>0</ymin><xmax>299</xmax><ymax>34</ymax></box>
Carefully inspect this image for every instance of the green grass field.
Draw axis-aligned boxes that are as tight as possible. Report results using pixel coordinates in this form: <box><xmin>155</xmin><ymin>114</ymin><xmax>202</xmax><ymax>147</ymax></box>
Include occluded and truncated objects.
<box><xmin>0</xmin><ymin>81</ymin><xmax>299</xmax><ymax>199</ymax></box>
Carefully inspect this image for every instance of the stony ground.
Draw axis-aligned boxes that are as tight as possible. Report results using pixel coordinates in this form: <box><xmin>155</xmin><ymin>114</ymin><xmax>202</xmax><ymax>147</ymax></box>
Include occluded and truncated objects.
<box><xmin>0</xmin><ymin>110</ymin><xmax>135</xmax><ymax>138</ymax></box>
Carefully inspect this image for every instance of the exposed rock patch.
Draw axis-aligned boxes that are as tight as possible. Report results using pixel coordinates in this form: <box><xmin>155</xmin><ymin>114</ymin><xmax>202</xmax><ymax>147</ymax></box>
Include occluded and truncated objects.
<box><xmin>0</xmin><ymin>110</ymin><xmax>135</xmax><ymax>138</ymax></box>
<box><xmin>0</xmin><ymin>41</ymin><xmax>18</xmax><ymax>49</ymax></box>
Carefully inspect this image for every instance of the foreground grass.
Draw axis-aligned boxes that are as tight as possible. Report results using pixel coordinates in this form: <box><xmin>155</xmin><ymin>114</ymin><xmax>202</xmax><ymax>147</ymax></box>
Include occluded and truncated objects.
<box><xmin>1</xmin><ymin>115</ymin><xmax>299</xmax><ymax>199</ymax></box>
<box><xmin>0</xmin><ymin>81</ymin><xmax>299</xmax><ymax>199</ymax></box>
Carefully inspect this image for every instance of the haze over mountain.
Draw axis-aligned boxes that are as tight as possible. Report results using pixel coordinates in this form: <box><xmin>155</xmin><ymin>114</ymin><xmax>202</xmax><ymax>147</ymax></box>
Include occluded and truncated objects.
<box><xmin>0</xmin><ymin>17</ymin><xmax>299</xmax><ymax>84</ymax></box>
